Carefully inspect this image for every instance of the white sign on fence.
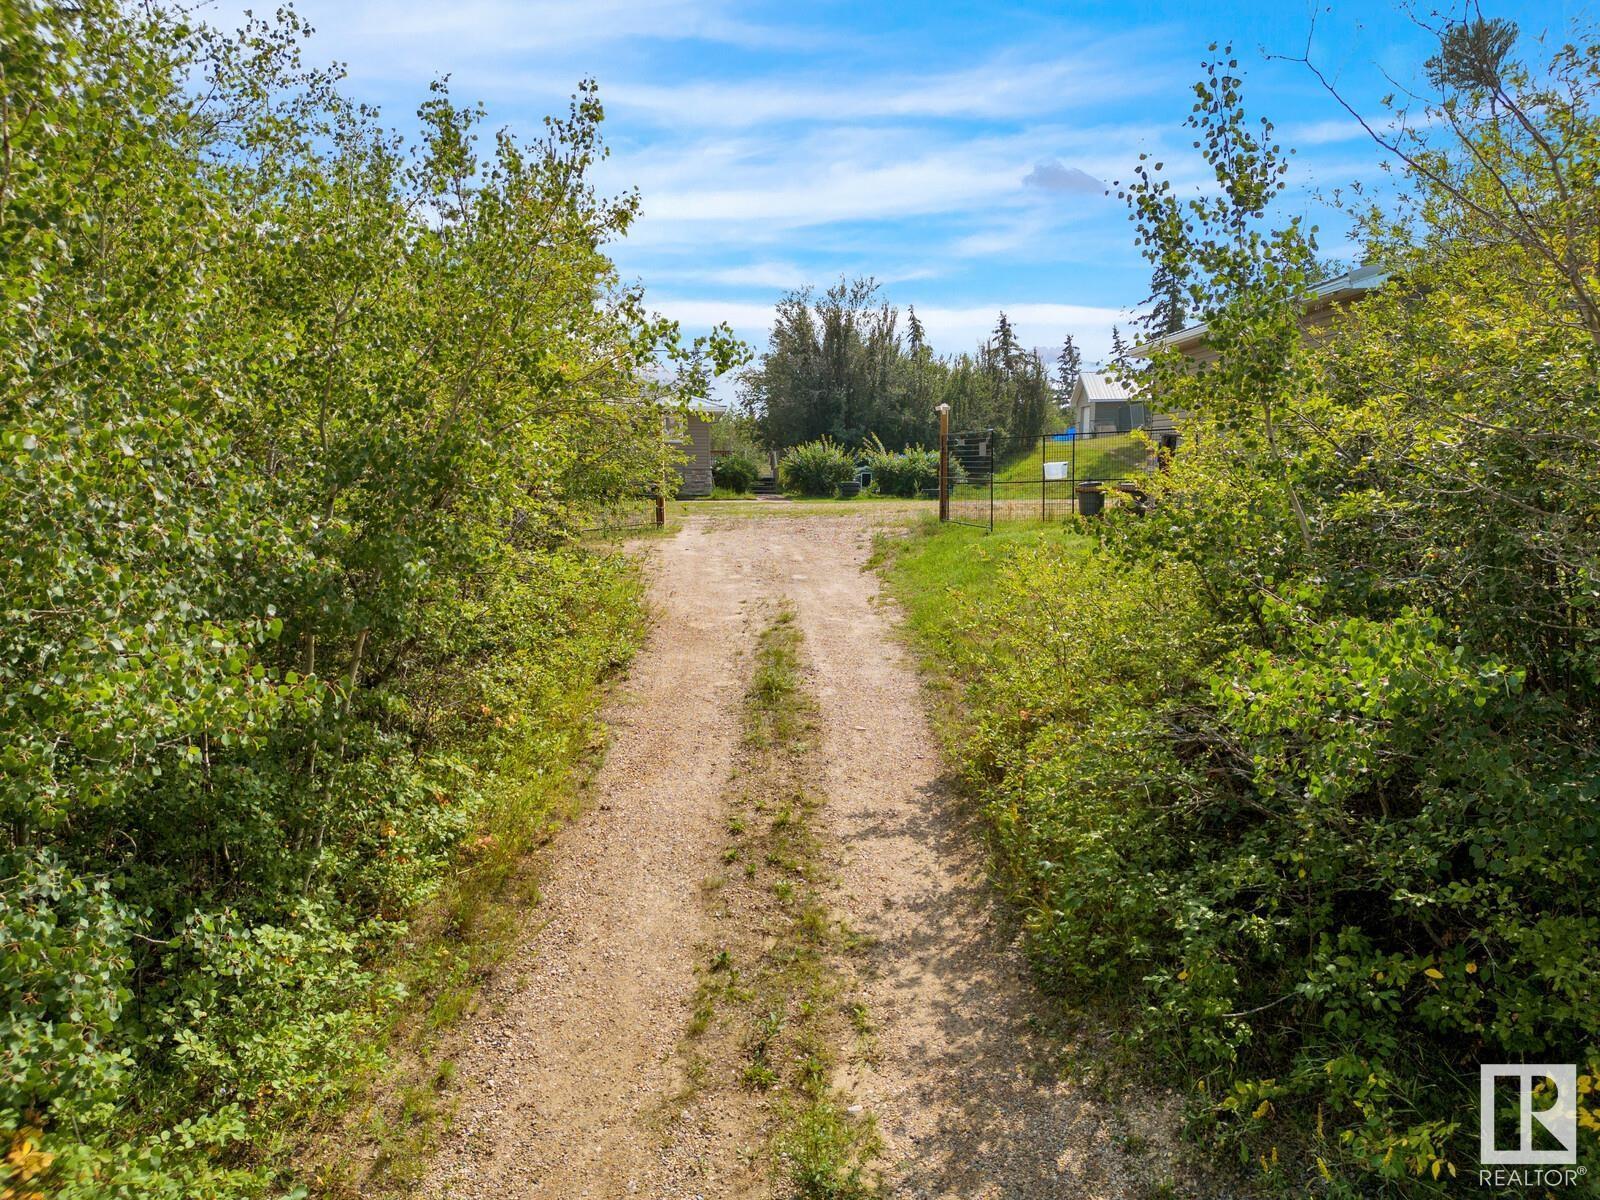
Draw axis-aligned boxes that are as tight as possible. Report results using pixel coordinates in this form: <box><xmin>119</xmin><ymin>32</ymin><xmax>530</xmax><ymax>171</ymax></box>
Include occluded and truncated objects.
<box><xmin>1043</xmin><ymin>461</ymin><xmax>1071</xmax><ymax>482</ymax></box>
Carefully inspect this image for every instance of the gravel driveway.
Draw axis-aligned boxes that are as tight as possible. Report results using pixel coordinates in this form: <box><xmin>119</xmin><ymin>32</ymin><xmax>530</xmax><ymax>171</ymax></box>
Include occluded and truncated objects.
<box><xmin>418</xmin><ymin>510</ymin><xmax>1177</xmax><ymax>1199</ymax></box>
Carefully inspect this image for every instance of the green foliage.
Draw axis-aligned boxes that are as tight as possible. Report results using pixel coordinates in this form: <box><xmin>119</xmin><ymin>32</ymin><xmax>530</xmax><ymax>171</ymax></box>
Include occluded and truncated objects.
<box><xmin>858</xmin><ymin>436</ymin><xmax>939</xmax><ymax>497</ymax></box>
<box><xmin>0</xmin><ymin>2</ymin><xmax>720</xmax><ymax>1193</ymax></box>
<box><xmin>936</xmin><ymin>541</ymin><xmax>1224</xmax><ymax>995</ymax></box>
<box><xmin>893</xmin><ymin>524</ymin><xmax>1600</xmax><ymax>1194</ymax></box>
<box><xmin>894</xmin><ymin>20</ymin><xmax>1600</xmax><ymax>1194</ymax></box>
<box><xmin>729</xmin><ymin>612</ymin><xmax>880</xmax><ymax>1198</ymax></box>
<box><xmin>776</xmin><ymin>1097</ymin><xmax>878</xmax><ymax>1200</ymax></box>
<box><xmin>779</xmin><ymin>437</ymin><xmax>856</xmax><ymax>498</ymax></box>
<box><xmin>712</xmin><ymin>449</ymin><xmax>763</xmax><ymax>494</ymax></box>
<box><xmin>0</xmin><ymin>852</ymin><xmax>133</xmax><ymax>1118</ymax></box>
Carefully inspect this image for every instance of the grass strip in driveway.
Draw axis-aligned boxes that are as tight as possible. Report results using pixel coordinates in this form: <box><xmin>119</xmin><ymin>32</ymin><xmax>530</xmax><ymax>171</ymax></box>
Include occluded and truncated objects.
<box><xmin>683</xmin><ymin>605</ymin><xmax>881</xmax><ymax>1199</ymax></box>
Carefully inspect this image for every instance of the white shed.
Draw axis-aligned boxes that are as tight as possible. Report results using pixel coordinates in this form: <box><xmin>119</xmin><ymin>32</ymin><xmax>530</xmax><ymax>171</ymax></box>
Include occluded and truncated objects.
<box><xmin>1070</xmin><ymin>371</ymin><xmax>1145</xmax><ymax>434</ymax></box>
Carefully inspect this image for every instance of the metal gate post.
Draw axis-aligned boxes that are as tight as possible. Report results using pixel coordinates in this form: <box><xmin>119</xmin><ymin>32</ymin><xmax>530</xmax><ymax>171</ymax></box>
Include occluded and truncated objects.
<box><xmin>1040</xmin><ymin>433</ymin><xmax>1046</xmax><ymax>523</ymax></box>
<box><xmin>937</xmin><ymin>403</ymin><xmax>951</xmax><ymax>522</ymax></box>
<box><xmin>989</xmin><ymin>428</ymin><xmax>996</xmax><ymax>533</ymax></box>
<box><xmin>1071</xmin><ymin>430</ymin><xmax>1077</xmax><ymax>516</ymax></box>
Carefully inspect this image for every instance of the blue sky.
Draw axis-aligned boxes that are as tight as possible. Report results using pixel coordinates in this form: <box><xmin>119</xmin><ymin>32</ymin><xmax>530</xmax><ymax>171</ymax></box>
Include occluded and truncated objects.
<box><xmin>209</xmin><ymin>1</ymin><xmax>1585</xmax><ymax>367</ymax></box>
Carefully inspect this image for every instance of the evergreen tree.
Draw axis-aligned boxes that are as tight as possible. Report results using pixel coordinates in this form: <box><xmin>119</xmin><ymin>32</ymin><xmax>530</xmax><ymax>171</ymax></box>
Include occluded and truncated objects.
<box><xmin>1110</xmin><ymin>324</ymin><xmax>1130</xmax><ymax>369</ymax></box>
<box><xmin>1056</xmin><ymin>333</ymin><xmax>1082</xmax><ymax>401</ymax></box>
<box><xmin>907</xmin><ymin>305</ymin><xmax>927</xmax><ymax>354</ymax></box>
<box><xmin>990</xmin><ymin>311</ymin><xmax>1022</xmax><ymax>374</ymax></box>
<box><xmin>1142</xmin><ymin>260</ymin><xmax>1188</xmax><ymax>336</ymax></box>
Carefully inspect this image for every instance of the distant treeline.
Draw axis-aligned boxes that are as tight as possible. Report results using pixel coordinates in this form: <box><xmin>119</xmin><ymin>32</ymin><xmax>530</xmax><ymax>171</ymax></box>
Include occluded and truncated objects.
<box><xmin>738</xmin><ymin>278</ymin><xmax>1069</xmax><ymax>450</ymax></box>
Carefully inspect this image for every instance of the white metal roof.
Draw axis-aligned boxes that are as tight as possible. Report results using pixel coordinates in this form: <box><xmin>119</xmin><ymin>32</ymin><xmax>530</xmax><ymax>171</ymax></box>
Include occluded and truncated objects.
<box><xmin>1073</xmin><ymin>371</ymin><xmax>1137</xmax><ymax>403</ymax></box>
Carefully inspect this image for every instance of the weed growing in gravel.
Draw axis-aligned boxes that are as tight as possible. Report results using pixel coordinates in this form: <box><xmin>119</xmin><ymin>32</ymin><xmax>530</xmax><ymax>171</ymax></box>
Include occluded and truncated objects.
<box><xmin>778</xmin><ymin>1098</ymin><xmax>878</xmax><ymax>1200</ymax></box>
<box><xmin>680</xmin><ymin>606</ymin><xmax>881</xmax><ymax>1197</ymax></box>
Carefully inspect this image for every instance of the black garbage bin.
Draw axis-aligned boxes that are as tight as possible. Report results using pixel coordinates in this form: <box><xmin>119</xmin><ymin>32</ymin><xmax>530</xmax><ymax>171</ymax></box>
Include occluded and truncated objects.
<box><xmin>1076</xmin><ymin>482</ymin><xmax>1105</xmax><ymax>517</ymax></box>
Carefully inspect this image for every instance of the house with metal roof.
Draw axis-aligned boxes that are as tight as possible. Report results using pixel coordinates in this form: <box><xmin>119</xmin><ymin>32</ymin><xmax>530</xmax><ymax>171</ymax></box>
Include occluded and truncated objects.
<box><xmin>1134</xmin><ymin>264</ymin><xmax>1390</xmax><ymax>365</ymax></box>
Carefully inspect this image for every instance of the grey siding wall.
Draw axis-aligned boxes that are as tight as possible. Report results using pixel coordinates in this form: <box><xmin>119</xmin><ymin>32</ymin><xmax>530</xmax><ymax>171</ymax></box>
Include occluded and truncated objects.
<box><xmin>672</xmin><ymin>413</ymin><xmax>715</xmax><ymax>497</ymax></box>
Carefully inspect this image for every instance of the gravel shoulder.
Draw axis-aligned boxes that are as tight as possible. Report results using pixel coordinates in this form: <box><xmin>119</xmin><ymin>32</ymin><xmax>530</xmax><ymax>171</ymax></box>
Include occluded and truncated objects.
<box><xmin>416</xmin><ymin>511</ymin><xmax>1178</xmax><ymax>1199</ymax></box>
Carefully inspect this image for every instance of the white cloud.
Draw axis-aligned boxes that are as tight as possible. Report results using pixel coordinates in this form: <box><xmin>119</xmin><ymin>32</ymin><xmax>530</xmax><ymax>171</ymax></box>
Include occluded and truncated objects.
<box><xmin>1281</xmin><ymin>117</ymin><xmax>1370</xmax><ymax>146</ymax></box>
<box><xmin>204</xmin><ymin>0</ymin><xmax>808</xmax><ymax>57</ymax></box>
<box><xmin>603</xmin><ymin>38</ymin><xmax>1178</xmax><ymax>127</ymax></box>
<box><xmin>649</xmin><ymin>260</ymin><xmax>941</xmax><ymax>288</ymax></box>
<box><xmin>948</xmin><ymin>213</ymin><xmax>1056</xmax><ymax>259</ymax></box>
<box><xmin>650</xmin><ymin>297</ymin><xmax>777</xmax><ymax>334</ymax></box>
<box><xmin>695</xmin><ymin>261</ymin><xmax>815</xmax><ymax>288</ymax></box>
<box><xmin>603</xmin><ymin>123</ymin><xmax>1154</xmax><ymax>238</ymax></box>
<box><xmin>642</xmin><ymin>156</ymin><xmax>1003</xmax><ymax>225</ymax></box>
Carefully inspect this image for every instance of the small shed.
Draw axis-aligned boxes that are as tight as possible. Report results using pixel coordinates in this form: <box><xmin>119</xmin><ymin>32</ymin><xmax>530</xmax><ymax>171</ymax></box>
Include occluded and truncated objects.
<box><xmin>667</xmin><ymin>400</ymin><xmax>723</xmax><ymax>498</ymax></box>
<box><xmin>1070</xmin><ymin>372</ymin><xmax>1147</xmax><ymax>434</ymax></box>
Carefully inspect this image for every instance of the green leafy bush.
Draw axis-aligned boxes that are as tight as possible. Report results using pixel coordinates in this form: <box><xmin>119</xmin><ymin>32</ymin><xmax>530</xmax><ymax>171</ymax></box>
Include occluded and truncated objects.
<box><xmin>900</xmin><ymin>531</ymin><xmax>1600</xmax><ymax>1195</ymax></box>
<box><xmin>0</xmin><ymin>852</ymin><xmax>133</xmax><ymax>1120</ymax></box>
<box><xmin>859</xmin><ymin>436</ymin><xmax>941</xmax><ymax>497</ymax></box>
<box><xmin>0</xmin><ymin>3</ymin><xmax>722</xmax><ymax>1193</ymax></box>
<box><xmin>779</xmin><ymin>437</ymin><xmax>855</xmax><ymax>497</ymax></box>
<box><xmin>893</xmin><ymin>24</ymin><xmax>1600</xmax><ymax>1192</ymax></box>
<box><xmin>712</xmin><ymin>449</ymin><xmax>762</xmax><ymax>494</ymax></box>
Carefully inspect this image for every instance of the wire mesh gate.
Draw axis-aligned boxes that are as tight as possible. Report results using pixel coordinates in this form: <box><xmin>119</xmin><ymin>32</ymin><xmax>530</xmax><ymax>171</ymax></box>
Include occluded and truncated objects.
<box><xmin>935</xmin><ymin>429</ymin><xmax>1154</xmax><ymax>531</ymax></box>
<box><xmin>578</xmin><ymin>494</ymin><xmax>666</xmax><ymax>534</ymax></box>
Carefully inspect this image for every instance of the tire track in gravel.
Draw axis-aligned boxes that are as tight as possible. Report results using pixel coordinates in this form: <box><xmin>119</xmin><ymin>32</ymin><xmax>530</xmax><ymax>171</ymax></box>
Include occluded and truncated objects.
<box><xmin>419</xmin><ymin>518</ymin><xmax>789</xmax><ymax>1200</ymax></box>
<box><xmin>775</xmin><ymin>515</ymin><xmax>1182</xmax><ymax>1200</ymax></box>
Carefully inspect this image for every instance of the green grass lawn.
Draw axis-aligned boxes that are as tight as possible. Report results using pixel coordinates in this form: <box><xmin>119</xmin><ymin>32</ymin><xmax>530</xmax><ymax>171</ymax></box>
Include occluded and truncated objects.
<box><xmin>950</xmin><ymin>433</ymin><xmax>1151</xmax><ymax>506</ymax></box>
<box><xmin>997</xmin><ymin>432</ymin><xmax>1150</xmax><ymax>482</ymax></box>
<box><xmin>874</xmin><ymin>518</ymin><xmax>1092</xmax><ymax>650</ymax></box>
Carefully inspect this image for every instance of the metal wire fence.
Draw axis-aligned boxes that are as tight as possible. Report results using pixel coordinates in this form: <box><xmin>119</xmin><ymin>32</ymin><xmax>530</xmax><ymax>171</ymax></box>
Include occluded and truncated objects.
<box><xmin>578</xmin><ymin>495</ymin><xmax>665</xmax><ymax>533</ymax></box>
<box><xmin>935</xmin><ymin>429</ymin><xmax>1156</xmax><ymax>531</ymax></box>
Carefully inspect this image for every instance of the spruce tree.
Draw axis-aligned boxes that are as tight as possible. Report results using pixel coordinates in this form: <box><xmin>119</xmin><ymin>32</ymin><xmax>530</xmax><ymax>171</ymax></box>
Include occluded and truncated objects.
<box><xmin>907</xmin><ymin>305</ymin><xmax>926</xmax><ymax>355</ymax></box>
<box><xmin>1143</xmin><ymin>260</ymin><xmax>1188</xmax><ymax>336</ymax></box>
<box><xmin>1110</xmin><ymin>324</ymin><xmax>1130</xmax><ymax>369</ymax></box>
<box><xmin>992</xmin><ymin>311</ymin><xmax>1021</xmax><ymax>373</ymax></box>
<box><xmin>1056</xmin><ymin>333</ymin><xmax>1082</xmax><ymax>401</ymax></box>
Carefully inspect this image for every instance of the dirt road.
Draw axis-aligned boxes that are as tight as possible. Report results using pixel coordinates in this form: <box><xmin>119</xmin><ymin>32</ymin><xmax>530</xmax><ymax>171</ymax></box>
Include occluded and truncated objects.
<box><xmin>419</xmin><ymin>511</ymin><xmax>1172</xmax><ymax>1199</ymax></box>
